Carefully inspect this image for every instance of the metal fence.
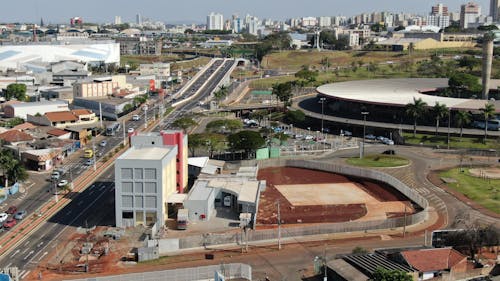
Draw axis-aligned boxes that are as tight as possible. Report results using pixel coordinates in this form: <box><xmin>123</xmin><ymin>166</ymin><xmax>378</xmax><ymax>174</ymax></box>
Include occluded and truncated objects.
<box><xmin>173</xmin><ymin>159</ymin><xmax>429</xmax><ymax>250</ymax></box>
<box><xmin>65</xmin><ymin>263</ymin><xmax>252</xmax><ymax>281</ymax></box>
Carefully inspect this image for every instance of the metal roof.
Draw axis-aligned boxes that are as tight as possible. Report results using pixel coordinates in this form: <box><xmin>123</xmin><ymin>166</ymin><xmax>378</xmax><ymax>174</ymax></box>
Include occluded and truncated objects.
<box><xmin>343</xmin><ymin>253</ymin><xmax>414</xmax><ymax>276</ymax></box>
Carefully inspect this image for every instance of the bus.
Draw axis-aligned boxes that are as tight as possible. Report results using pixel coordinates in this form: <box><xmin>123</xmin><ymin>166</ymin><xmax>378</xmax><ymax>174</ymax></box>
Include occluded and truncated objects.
<box><xmin>105</xmin><ymin>122</ymin><xmax>121</xmax><ymax>136</ymax></box>
<box><xmin>472</xmin><ymin>119</ymin><xmax>500</xmax><ymax>131</ymax></box>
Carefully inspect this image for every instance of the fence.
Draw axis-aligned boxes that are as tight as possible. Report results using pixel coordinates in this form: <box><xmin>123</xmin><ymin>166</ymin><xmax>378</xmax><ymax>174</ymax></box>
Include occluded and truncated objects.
<box><xmin>65</xmin><ymin>263</ymin><xmax>252</xmax><ymax>281</ymax></box>
<box><xmin>169</xmin><ymin>159</ymin><xmax>429</xmax><ymax>251</ymax></box>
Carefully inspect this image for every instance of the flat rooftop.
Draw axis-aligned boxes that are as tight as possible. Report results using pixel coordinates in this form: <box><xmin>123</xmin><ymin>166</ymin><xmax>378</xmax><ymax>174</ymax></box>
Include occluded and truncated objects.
<box><xmin>119</xmin><ymin>146</ymin><xmax>173</xmax><ymax>160</ymax></box>
<box><xmin>317</xmin><ymin>78</ymin><xmax>500</xmax><ymax>111</ymax></box>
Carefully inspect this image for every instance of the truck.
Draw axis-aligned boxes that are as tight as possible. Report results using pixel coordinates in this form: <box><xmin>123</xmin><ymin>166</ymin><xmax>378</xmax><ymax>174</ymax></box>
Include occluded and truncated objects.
<box><xmin>177</xmin><ymin>209</ymin><xmax>189</xmax><ymax>230</ymax></box>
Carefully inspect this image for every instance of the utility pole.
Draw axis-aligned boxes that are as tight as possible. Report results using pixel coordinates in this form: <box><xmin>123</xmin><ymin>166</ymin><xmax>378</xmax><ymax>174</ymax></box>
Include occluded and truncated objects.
<box><xmin>447</xmin><ymin>108</ymin><xmax>451</xmax><ymax>150</ymax></box>
<box><xmin>92</xmin><ymin>140</ymin><xmax>96</xmax><ymax>171</ymax></box>
<box><xmin>277</xmin><ymin>200</ymin><xmax>281</xmax><ymax>250</ymax></box>
<box><xmin>99</xmin><ymin>102</ymin><xmax>103</xmax><ymax>129</ymax></box>
<box><xmin>361</xmin><ymin>111</ymin><xmax>369</xmax><ymax>158</ymax></box>
<box><xmin>323</xmin><ymin>245</ymin><xmax>327</xmax><ymax>281</ymax></box>
<box><xmin>69</xmin><ymin>167</ymin><xmax>74</xmax><ymax>190</ymax></box>
<box><xmin>320</xmin><ymin>97</ymin><xmax>326</xmax><ymax>137</ymax></box>
<box><xmin>122</xmin><ymin>120</ymin><xmax>126</xmax><ymax>146</ymax></box>
<box><xmin>403</xmin><ymin>204</ymin><xmax>407</xmax><ymax>238</ymax></box>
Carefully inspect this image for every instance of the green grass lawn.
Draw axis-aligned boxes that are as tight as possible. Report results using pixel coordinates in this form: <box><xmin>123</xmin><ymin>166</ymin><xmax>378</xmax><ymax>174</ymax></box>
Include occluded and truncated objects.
<box><xmin>403</xmin><ymin>133</ymin><xmax>499</xmax><ymax>150</ymax></box>
<box><xmin>346</xmin><ymin>154</ymin><xmax>410</xmax><ymax>167</ymax></box>
<box><xmin>439</xmin><ymin>168</ymin><xmax>500</xmax><ymax>214</ymax></box>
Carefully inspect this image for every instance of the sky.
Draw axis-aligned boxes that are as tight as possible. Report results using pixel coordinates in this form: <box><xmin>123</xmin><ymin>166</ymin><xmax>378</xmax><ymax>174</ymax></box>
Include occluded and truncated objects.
<box><xmin>0</xmin><ymin>0</ymin><xmax>492</xmax><ymax>24</ymax></box>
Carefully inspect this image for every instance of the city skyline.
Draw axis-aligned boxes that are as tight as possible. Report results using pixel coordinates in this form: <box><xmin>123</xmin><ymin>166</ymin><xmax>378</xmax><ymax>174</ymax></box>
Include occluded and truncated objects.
<box><xmin>0</xmin><ymin>0</ymin><xmax>492</xmax><ymax>24</ymax></box>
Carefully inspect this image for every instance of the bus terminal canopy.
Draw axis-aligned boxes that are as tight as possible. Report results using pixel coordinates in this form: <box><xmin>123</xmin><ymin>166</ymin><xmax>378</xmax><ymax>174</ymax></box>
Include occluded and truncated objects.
<box><xmin>316</xmin><ymin>78</ymin><xmax>500</xmax><ymax>112</ymax></box>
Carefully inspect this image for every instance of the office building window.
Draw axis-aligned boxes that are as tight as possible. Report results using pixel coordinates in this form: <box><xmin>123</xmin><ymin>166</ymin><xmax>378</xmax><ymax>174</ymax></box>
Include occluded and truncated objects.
<box><xmin>134</xmin><ymin>168</ymin><xmax>143</xmax><ymax>179</ymax></box>
<box><xmin>135</xmin><ymin>196</ymin><xmax>144</xmax><ymax>208</ymax></box>
<box><xmin>145</xmin><ymin>182</ymin><xmax>157</xmax><ymax>193</ymax></box>
<box><xmin>122</xmin><ymin>195</ymin><xmax>133</xmax><ymax>208</ymax></box>
<box><xmin>135</xmin><ymin>182</ymin><xmax>144</xmax><ymax>193</ymax></box>
<box><xmin>121</xmin><ymin>168</ymin><xmax>133</xmax><ymax>179</ymax></box>
<box><xmin>145</xmin><ymin>196</ymin><xmax>156</xmax><ymax>208</ymax></box>
<box><xmin>145</xmin><ymin>168</ymin><xmax>156</xmax><ymax>179</ymax></box>
<box><xmin>122</xmin><ymin>182</ymin><xmax>133</xmax><ymax>193</ymax></box>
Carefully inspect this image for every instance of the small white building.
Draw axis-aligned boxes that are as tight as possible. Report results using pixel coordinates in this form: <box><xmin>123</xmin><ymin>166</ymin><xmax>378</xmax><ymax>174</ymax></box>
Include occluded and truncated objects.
<box><xmin>139</xmin><ymin>63</ymin><xmax>170</xmax><ymax>77</ymax></box>
<box><xmin>3</xmin><ymin>100</ymin><xmax>69</xmax><ymax>119</ymax></box>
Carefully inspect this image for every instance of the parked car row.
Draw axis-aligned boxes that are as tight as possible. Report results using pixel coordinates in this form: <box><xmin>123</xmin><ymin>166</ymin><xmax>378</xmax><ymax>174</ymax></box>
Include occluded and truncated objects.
<box><xmin>0</xmin><ymin>206</ymin><xmax>26</xmax><ymax>232</ymax></box>
<box><xmin>365</xmin><ymin>135</ymin><xmax>394</xmax><ymax>145</ymax></box>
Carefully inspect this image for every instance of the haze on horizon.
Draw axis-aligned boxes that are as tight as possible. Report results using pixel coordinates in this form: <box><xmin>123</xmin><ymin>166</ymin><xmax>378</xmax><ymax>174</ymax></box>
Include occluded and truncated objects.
<box><xmin>0</xmin><ymin>0</ymin><xmax>491</xmax><ymax>24</ymax></box>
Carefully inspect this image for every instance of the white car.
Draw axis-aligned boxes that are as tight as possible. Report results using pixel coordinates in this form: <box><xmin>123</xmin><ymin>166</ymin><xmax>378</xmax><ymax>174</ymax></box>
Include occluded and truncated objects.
<box><xmin>304</xmin><ymin>135</ymin><xmax>314</xmax><ymax>140</ymax></box>
<box><xmin>132</xmin><ymin>114</ymin><xmax>140</xmax><ymax>121</ymax></box>
<box><xmin>58</xmin><ymin>180</ymin><xmax>68</xmax><ymax>187</ymax></box>
<box><xmin>127</xmin><ymin>128</ymin><xmax>135</xmax><ymax>133</ymax></box>
<box><xmin>0</xmin><ymin>213</ymin><xmax>8</xmax><ymax>223</ymax></box>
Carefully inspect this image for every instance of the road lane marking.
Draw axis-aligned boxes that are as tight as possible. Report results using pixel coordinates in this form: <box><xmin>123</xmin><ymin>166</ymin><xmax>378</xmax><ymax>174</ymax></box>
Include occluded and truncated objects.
<box><xmin>24</xmin><ymin>241</ymin><xmax>30</xmax><ymax>246</ymax></box>
<box><xmin>37</xmin><ymin>242</ymin><xmax>44</xmax><ymax>248</ymax></box>
<box><xmin>19</xmin><ymin>270</ymin><xmax>25</xmax><ymax>278</ymax></box>
<box><xmin>21</xmin><ymin>248</ymin><xmax>30</xmax><ymax>254</ymax></box>
<box><xmin>5</xmin><ymin>262</ymin><xmax>12</xmax><ymax>268</ymax></box>
<box><xmin>23</xmin><ymin>250</ymin><xmax>34</xmax><ymax>260</ymax></box>
<box><xmin>37</xmin><ymin>251</ymin><xmax>48</xmax><ymax>261</ymax></box>
<box><xmin>10</xmin><ymin>249</ymin><xmax>20</xmax><ymax>257</ymax></box>
<box><xmin>20</xmin><ymin>270</ymin><xmax>30</xmax><ymax>279</ymax></box>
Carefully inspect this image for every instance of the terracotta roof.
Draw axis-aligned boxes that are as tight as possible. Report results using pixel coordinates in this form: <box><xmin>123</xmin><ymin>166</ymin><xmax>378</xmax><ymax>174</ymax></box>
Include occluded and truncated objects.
<box><xmin>45</xmin><ymin>111</ymin><xmax>78</xmax><ymax>122</ymax></box>
<box><xmin>71</xmin><ymin>109</ymin><xmax>93</xmax><ymax>116</ymax></box>
<box><xmin>0</xmin><ymin>129</ymin><xmax>34</xmax><ymax>143</ymax></box>
<box><xmin>12</xmin><ymin>122</ymin><xmax>37</xmax><ymax>131</ymax></box>
<box><xmin>401</xmin><ymin>248</ymin><xmax>466</xmax><ymax>272</ymax></box>
<box><xmin>47</xmin><ymin>128</ymin><xmax>70</xmax><ymax>137</ymax></box>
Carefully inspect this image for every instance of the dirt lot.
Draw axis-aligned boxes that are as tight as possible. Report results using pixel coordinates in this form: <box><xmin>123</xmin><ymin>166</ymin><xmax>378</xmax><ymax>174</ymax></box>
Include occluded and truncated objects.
<box><xmin>257</xmin><ymin>167</ymin><xmax>414</xmax><ymax>225</ymax></box>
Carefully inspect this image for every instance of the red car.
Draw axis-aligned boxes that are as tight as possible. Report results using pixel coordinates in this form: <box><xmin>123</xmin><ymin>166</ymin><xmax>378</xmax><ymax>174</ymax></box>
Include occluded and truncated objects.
<box><xmin>3</xmin><ymin>218</ymin><xmax>17</xmax><ymax>228</ymax></box>
<box><xmin>6</xmin><ymin>206</ymin><xmax>17</xmax><ymax>214</ymax></box>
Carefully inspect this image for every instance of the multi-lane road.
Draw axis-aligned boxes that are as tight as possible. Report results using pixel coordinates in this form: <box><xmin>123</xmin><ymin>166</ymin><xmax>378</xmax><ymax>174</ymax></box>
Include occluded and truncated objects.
<box><xmin>0</xmin><ymin>59</ymin><xmax>237</xmax><ymax>277</ymax></box>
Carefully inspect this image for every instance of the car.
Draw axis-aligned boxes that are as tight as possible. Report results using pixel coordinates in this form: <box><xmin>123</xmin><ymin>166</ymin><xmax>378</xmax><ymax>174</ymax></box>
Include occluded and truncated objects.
<box><xmin>294</xmin><ymin>134</ymin><xmax>304</xmax><ymax>139</ymax></box>
<box><xmin>132</xmin><ymin>114</ymin><xmax>140</xmax><ymax>121</ymax></box>
<box><xmin>51</xmin><ymin>171</ymin><xmax>61</xmax><ymax>181</ymax></box>
<box><xmin>342</xmin><ymin>130</ymin><xmax>352</xmax><ymax>137</ymax></box>
<box><xmin>0</xmin><ymin>213</ymin><xmax>8</xmax><ymax>223</ymax></box>
<box><xmin>304</xmin><ymin>135</ymin><xmax>314</xmax><ymax>140</ymax></box>
<box><xmin>382</xmin><ymin>138</ymin><xmax>394</xmax><ymax>145</ymax></box>
<box><xmin>127</xmin><ymin>128</ymin><xmax>135</xmax><ymax>133</ymax></box>
<box><xmin>3</xmin><ymin>218</ymin><xmax>16</xmax><ymax>229</ymax></box>
<box><xmin>382</xmin><ymin>149</ymin><xmax>396</xmax><ymax>155</ymax></box>
<box><xmin>376</xmin><ymin>136</ymin><xmax>386</xmax><ymax>141</ymax></box>
<box><xmin>99</xmin><ymin>140</ymin><xmax>107</xmax><ymax>147</ymax></box>
<box><xmin>14</xmin><ymin>210</ymin><xmax>27</xmax><ymax>220</ymax></box>
<box><xmin>6</xmin><ymin>206</ymin><xmax>17</xmax><ymax>214</ymax></box>
<box><xmin>84</xmin><ymin>159</ymin><xmax>94</xmax><ymax>166</ymax></box>
<box><xmin>58</xmin><ymin>180</ymin><xmax>68</xmax><ymax>187</ymax></box>
<box><xmin>365</xmin><ymin>134</ymin><xmax>376</xmax><ymax>140</ymax></box>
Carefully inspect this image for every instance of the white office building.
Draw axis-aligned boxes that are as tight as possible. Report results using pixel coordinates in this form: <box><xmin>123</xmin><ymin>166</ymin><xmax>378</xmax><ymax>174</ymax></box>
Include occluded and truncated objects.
<box><xmin>427</xmin><ymin>15</ymin><xmax>450</xmax><ymax>28</ymax></box>
<box><xmin>115</xmin><ymin>146</ymin><xmax>178</xmax><ymax>228</ymax></box>
<box><xmin>207</xmin><ymin>12</ymin><xmax>224</xmax><ymax>30</ymax></box>
<box><xmin>318</xmin><ymin>16</ymin><xmax>332</xmax><ymax>27</ymax></box>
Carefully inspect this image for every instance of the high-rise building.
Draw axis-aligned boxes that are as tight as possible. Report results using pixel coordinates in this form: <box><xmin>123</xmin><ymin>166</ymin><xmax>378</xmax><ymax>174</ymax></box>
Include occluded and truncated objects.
<box><xmin>427</xmin><ymin>15</ymin><xmax>450</xmax><ymax>28</ymax></box>
<box><xmin>491</xmin><ymin>0</ymin><xmax>500</xmax><ymax>21</ymax></box>
<box><xmin>246</xmin><ymin>16</ymin><xmax>261</xmax><ymax>36</ymax></box>
<box><xmin>431</xmin><ymin>3</ymin><xmax>449</xmax><ymax>16</ymax></box>
<box><xmin>136</xmin><ymin>13</ymin><xmax>142</xmax><ymax>25</ymax></box>
<box><xmin>460</xmin><ymin>2</ymin><xmax>481</xmax><ymax>28</ymax></box>
<box><xmin>114</xmin><ymin>16</ymin><xmax>122</xmax><ymax>25</ymax></box>
<box><xmin>318</xmin><ymin>16</ymin><xmax>332</xmax><ymax>27</ymax></box>
<box><xmin>233</xmin><ymin>17</ymin><xmax>243</xmax><ymax>33</ymax></box>
<box><xmin>207</xmin><ymin>12</ymin><xmax>224</xmax><ymax>30</ymax></box>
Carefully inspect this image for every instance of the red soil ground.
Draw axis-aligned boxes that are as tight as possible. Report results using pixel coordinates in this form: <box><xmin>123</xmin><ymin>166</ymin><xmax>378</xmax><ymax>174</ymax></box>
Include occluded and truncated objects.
<box><xmin>257</xmin><ymin>167</ymin><xmax>413</xmax><ymax>225</ymax></box>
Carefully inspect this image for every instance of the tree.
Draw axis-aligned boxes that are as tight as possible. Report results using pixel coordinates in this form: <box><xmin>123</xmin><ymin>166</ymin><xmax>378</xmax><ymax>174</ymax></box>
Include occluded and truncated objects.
<box><xmin>0</xmin><ymin>149</ymin><xmax>27</xmax><ymax>187</ymax></box>
<box><xmin>206</xmin><ymin>119</ymin><xmax>243</xmax><ymax>134</ymax></box>
<box><xmin>455</xmin><ymin>111</ymin><xmax>471</xmax><ymax>140</ymax></box>
<box><xmin>370</xmin><ymin>23</ymin><xmax>387</xmax><ymax>32</ymax></box>
<box><xmin>372</xmin><ymin>267</ymin><xmax>413</xmax><ymax>281</ymax></box>
<box><xmin>448</xmin><ymin>73</ymin><xmax>482</xmax><ymax>96</ymax></box>
<box><xmin>458</xmin><ymin>56</ymin><xmax>481</xmax><ymax>72</ymax></box>
<box><xmin>272</xmin><ymin>82</ymin><xmax>293</xmax><ymax>111</ymax></box>
<box><xmin>123</xmin><ymin>104</ymin><xmax>134</xmax><ymax>113</ymax></box>
<box><xmin>285</xmin><ymin>109</ymin><xmax>306</xmax><ymax>124</ymax></box>
<box><xmin>172</xmin><ymin>117</ymin><xmax>198</xmax><ymax>133</ymax></box>
<box><xmin>480</xmin><ymin>103</ymin><xmax>496</xmax><ymax>142</ymax></box>
<box><xmin>432</xmin><ymin>102</ymin><xmax>448</xmax><ymax>135</ymax></box>
<box><xmin>405</xmin><ymin>98</ymin><xmax>428</xmax><ymax>137</ymax></box>
<box><xmin>294</xmin><ymin>68</ymin><xmax>318</xmax><ymax>84</ymax></box>
<box><xmin>5</xmin><ymin>117</ymin><xmax>24</xmax><ymax>128</ymax></box>
<box><xmin>213</xmin><ymin>85</ymin><xmax>229</xmax><ymax>102</ymax></box>
<box><xmin>249</xmin><ymin>110</ymin><xmax>268</xmax><ymax>126</ymax></box>
<box><xmin>228</xmin><ymin>130</ymin><xmax>265</xmax><ymax>153</ymax></box>
<box><xmin>352</xmin><ymin>246</ymin><xmax>368</xmax><ymax>254</ymax></box>
<box><xmin>188</xmin><ymin>133</ymin><xmax>207</xmax><ymax>157</ymax></box>
<box><xmin>4</xmin><ymin>83</ymin><xmax>27</xmax><ymax>101</ymax></box>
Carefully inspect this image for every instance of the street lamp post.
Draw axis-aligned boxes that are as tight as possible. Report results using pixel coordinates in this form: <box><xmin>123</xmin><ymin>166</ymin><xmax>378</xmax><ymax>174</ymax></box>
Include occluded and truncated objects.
<box><xmin>447</xmin><ymin>108</ymin><xmax>451</xmax><ymax>150</ymax></box>
<box><xmin>319</xmin><ymin>97</ymin><xmax>326</xmax><ymax>135</ymax></box>
<box><xmin>361</xmin><ymin>111</ymin><xmax>369</xmax><ymax>158</ymax></box>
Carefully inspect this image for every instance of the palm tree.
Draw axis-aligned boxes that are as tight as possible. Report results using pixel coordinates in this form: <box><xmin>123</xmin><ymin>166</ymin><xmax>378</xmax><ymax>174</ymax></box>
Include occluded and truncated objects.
<box><xmin>433</xmin><ymin>102</ymin><xmax>448</xmax><ymax>136</ymax></box>
<box><xmin>481</xmin><ymin>103</ymin><xmax>496</xmax><ymax>143</ymax></box>
<box><xmin>405</xmin><ymin>98</ymin><xmax>428</xmax><ymax>137</ymax></box>
<box><xmin>455</xmin><ymin>111</ymin><xmax>471</xmax><ymax>141</ymax></box>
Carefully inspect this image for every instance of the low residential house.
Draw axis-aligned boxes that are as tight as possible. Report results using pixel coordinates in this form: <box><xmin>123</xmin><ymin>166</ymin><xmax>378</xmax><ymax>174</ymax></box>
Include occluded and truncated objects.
<box><xmin>27</xmin><ymin>109</ymin><xmax>97</xmax><ymax>129</ymax></box>
<box><xmin>47</xmin><ymin>128</ymin><xmax>71</xmax><ymax>139</ymax></box>
<box><xmin>399</xmin><ymin>248</ymin><xmax>468</xmax><ymax>280</ymax></box>
<box><xmin>11</xmin><ymin>122</ymin><xmax>36</xmax><ymax>131</ymax></box>
<box><xmin>21</xmin><ymin>148</ymin><xmax>61</xmax><ymax>171</ymax></box>
<box><xmin>0</xmin><ymin>129</ymin><xmax>34</xmax><ymax>145</ymax></box>
<box><xmin>3</xmin><ymin>100</ymin><xmax>69</xmax><ymax>119</ymax></box>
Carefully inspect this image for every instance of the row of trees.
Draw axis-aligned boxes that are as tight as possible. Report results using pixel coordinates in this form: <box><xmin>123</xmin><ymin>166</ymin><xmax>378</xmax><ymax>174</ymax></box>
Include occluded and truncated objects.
<box><xmin>405</xmin><ymin>98</ymin><xmax>496</xmax><ymax>142</ymax></box>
